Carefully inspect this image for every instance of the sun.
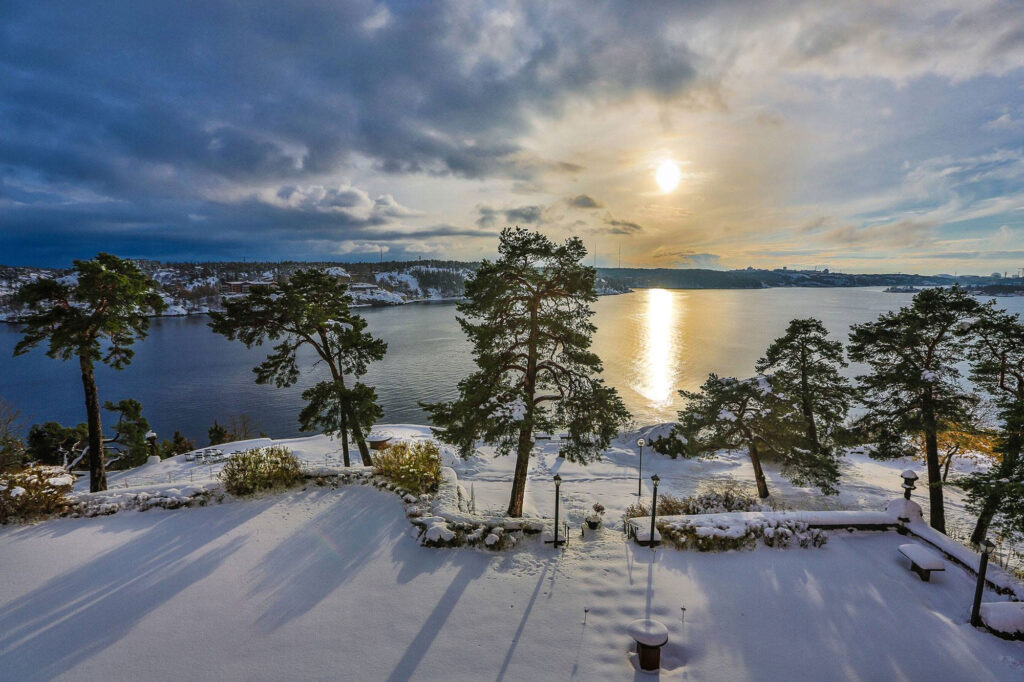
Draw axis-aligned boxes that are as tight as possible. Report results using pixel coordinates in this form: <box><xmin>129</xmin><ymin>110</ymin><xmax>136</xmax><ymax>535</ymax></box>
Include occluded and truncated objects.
<box><xmin>655</xmin><ymin>160</ymin><xmax>682</xmax><ymax>193</ymax></box>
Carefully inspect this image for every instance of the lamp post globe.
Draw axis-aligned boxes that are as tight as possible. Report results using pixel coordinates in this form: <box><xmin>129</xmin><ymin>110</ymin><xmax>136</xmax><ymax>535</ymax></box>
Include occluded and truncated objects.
<box><xmin>636</xmin><ymin>438</ymin><xmax>646</xmax><ymax>496</ymax></box>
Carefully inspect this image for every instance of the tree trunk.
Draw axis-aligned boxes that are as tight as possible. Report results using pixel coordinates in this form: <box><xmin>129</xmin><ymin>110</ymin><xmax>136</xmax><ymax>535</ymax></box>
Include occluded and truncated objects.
<box><xmin>351</xmin><ymin>418</ymin><xmax>373</xmax><ymax>466</ymax></box>
<box><xmin>507</xmin><ymin>427</ymin><xmax>533</xmax><ymax>517</ymax></box>
<box><xmin>507</xmin><ymin>295</ymin><xmax>540</xmax><ymax>518</ymax></box>
<box><xmin>970</xmin><ymin>439</ymin><xmax>1020</xmax><ymax>544</ymax></box>
<box><xmin>340</xmin><ymin>407</ymin><xmax>350</xmax><ymax>467</ymax></box>
<box><xmin>941</xmin><ymin>450</ymin><xmax>954</xmax><ymax>483</ymax></box>
<box><xmin>922</xmin><ymin>398</ymin><xmax>946</xmax><ymax>534</ymax></box>
<box><xmin>79</xmin><ymin>356</ymin><xmax>106</xmax><ymax>492</ymax></box>
<box><xmin>799</xmin><ymin>344</ymin><xmax>821</xmax><ymax>454</ymax></box>
<box><xmin>748</xmin><ymin>441</ymin><xmax>770</xmax><ymax>499</ymax></box>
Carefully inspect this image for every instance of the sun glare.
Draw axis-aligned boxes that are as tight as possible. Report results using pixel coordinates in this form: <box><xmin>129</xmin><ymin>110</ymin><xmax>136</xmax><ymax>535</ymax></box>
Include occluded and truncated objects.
<box><xmin>655</xmin><ymin>160</ymin><xmax>682</xmax><ymax>193</ymax></box>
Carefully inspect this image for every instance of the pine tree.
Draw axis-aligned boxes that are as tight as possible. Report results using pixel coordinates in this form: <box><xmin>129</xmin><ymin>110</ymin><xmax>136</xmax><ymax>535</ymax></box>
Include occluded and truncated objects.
<box><xmin>208</xmin><ymin>420</ymin><xmax>229</xmax><ymax>446</ymax></box>
<box><xmin>14</xmin><ymin>253</ymin><xmax>166</xmax><ymax>491</ymax></box>
<box><xmin>656</xmin><ymin>374</ymin><xmax>778</xmax><ymax>498</ymax></box>
<box><xmin>848</xmin><ymin>286</ymin><xmax>981</xmax><ymax>533</ymax></box>
<box><xmin>754</xmin><ymin>318</ymin><xmax>852</xmax><ymax>495</ymax></box>
<box><xmin>102</xmin><ymin>398</ymin><xmax>151</xmax><ymax>468</ymax></box>
<box><xmin>424</xmin><ymin>227</ymin><xmax>630</xmax><ymax>517</ymax></box>
<box><xmin>209</xmin><ymin>268</ymin><xmax>386</xmax><ymax>466</ymax></box>
<box><xmin>962</xmin><ymin>306</ymin><xmax>1024</xmax><ymax>544</ymax></box>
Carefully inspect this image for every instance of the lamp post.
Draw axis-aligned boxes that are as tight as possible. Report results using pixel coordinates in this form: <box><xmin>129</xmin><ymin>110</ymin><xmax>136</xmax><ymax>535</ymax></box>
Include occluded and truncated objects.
<box><xmin>636</xmin><ymin>437</ymin><xmax>646</xmax><ymax>496</ymax></box>
<box><xmin>145</xmin><ymin>430</ymin><xmax>158</xmax><ymax>460</ymax></box>
<box><xmin>971</xmin><ymin>539</ymin><xmax>996</xmax><ymax>626</ymax></box>
<box><xmin>901</xmin><ymin>469</ymin><xmax>918</xmax><ymax>500</ymax></box>
<box><xmin>648</xmin><ymin>474</ymin><xmax>660</xmax><ymax>548</ymax></box>
<box><xmin>546</xmin><ymin>474</ymin><xmax>566</xmax><ymax>547</ymax></box>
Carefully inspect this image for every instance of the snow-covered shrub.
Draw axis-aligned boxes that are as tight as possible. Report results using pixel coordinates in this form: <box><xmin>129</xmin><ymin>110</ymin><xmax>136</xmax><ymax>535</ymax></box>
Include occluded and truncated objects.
<box><xmin>219</xmin><ymin>446</ymin><xmax>303</xmax><ymax>495</ymax></box>
<box><xmin>372</xmin><ymin>440</ymin><xmax>442</xmax><ymax>495</ymax></box>
<box><xmin>624</xmin><ymin>488</ymin><xmax>771</xmax><ymax>520</ymax></box>
<box><xmin>657</xmin><ymin>516</ymin><xmax>827</xmax><ymax>551</ymax></box>
<box><xmin>0</xmin><ymin>465</ymin><xmax>74</xmax><ymax>523</ymax></box>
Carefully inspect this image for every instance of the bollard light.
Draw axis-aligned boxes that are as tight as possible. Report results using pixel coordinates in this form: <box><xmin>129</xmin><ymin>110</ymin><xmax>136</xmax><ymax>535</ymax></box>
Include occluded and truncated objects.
<box><xmin>636</xmin><ymin>437</ymin><xmax>646</xmax><ymax>496</ymax></box>
<box><xmin>648</xmin><ymin>474</ymin><xmax>661</xmax><ymax>548</ymax></box>
<box><xmin>971</xmin><ymin>539</ymin><xmax>996</xmax><ymax>626</ymax></box>
<box><xmin>901</xmin><ymin>470</ymin><xmax>918</xmax><ymax>500</ymax></box>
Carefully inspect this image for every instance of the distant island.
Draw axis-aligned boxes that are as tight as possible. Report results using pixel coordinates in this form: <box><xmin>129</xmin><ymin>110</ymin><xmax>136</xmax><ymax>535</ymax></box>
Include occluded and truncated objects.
<box><xmin>2</xmin><ymin>260</ymin><xmax>1022</xmax><ymax>321</ymax></box>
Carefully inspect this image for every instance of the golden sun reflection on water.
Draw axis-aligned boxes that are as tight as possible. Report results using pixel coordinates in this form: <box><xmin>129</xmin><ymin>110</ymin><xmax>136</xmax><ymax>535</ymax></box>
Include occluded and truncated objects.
<box><xmin>638</xmin><ymin>288</ymin><xmax>678</xmax><ymax>406</ymax></box>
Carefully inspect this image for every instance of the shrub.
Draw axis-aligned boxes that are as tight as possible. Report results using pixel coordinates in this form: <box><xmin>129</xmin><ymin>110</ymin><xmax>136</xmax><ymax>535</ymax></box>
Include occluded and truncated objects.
<box><xmin>624</xmin><ymin>487</ymin><xmax>771</xmax><ymax>520</ymax></box>
<box><xmin>0</xmin><ymin>465</ymin><xmax>75</xmax><ymax>523</ymax></box>
<box><xmin>373</xmin><ymin>440</ymin><xmax>442</xmax><ymax>495</ymax></box>
<box><xmin>219</xmin><ymin>446</ymin><xmax>303</xmax><ymax>496</ymax></box>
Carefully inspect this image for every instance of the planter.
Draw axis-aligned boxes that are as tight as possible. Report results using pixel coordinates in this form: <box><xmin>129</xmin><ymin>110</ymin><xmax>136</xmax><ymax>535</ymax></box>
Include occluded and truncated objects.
<box><xmin>586</xmin><ymin>518</ymin><xmax>601</xmax><ymax>530</ymax></box>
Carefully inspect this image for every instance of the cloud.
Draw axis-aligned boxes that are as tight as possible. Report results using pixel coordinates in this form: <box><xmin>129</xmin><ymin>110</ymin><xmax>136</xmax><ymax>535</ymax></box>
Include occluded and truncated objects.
<box><xmin>476</xmin><ymin>205</ymin><xmax>543</xmax><ymax>227</ymax></box>
<box><xmin>605</xmin><ymin>219</ymin><xmax>644</xmax><ymax>235</ymax></box>
<box><xmin>568</xmin><ymin>194</ymin><xmax>603</xmax><ymax>209</ymax></box>
<box><xmin>1</xmin><ymin>1</ymin><xmax>1023</xmax><ymax>266</ymax></box>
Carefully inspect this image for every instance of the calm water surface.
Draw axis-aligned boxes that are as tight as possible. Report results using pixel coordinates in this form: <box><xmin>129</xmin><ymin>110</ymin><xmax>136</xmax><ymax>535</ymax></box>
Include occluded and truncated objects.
<box><xmin>3</xmin><ymin>288</ymin><xmax>1022</xmax><ymax>442</ymax></box>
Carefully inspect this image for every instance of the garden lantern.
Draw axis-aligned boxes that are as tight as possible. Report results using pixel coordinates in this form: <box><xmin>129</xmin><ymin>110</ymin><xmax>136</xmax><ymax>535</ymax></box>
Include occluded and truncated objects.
<box><xmin>546</xmin><ymin>474</ymin><xmax>566</xmax><ymax>547</ymax></box>
<box><xmin>901</xmin><ymin>470</ymin><xmax>918</xmax><ymax>500</ymax></box>
<box><xmin>648</xmin><ymin>474</ymin><xmax>661</xmax><ymax>548</ymax></box>
<box><xmin>971</xmin><ymin>539</ymin><xmax>996</xmax><ymax>626</ymax></box>
<box><xmin>636</xmin><ymin>437</ymin><xmax>646</xmax><ymax>496</ymax></box>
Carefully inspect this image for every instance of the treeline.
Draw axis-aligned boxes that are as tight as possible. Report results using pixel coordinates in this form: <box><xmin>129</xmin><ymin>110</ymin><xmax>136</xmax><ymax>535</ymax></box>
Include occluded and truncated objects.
<box><xmin>653</xmin><ymin>286</ymin><xmax>1024</xmax><ymax>546</ymax></box>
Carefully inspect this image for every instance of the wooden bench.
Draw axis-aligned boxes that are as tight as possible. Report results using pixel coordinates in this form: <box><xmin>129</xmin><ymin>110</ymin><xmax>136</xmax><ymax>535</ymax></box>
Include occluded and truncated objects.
<box><xmin>898</xmin><ymin>543</ymin><xmax>945</xmax><ymax>582</ymax></box>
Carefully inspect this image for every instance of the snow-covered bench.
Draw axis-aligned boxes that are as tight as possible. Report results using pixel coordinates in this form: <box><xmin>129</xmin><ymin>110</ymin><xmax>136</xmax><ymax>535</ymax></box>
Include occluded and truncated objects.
<box><xmin>898</xmin><ymin>543</ymin><xmax>945</xmax><ymax>582</ymax></box>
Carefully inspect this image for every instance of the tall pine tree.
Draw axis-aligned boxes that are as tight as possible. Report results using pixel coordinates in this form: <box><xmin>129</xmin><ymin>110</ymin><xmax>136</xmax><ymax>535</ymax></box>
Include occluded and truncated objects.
<box><xmin>754</xmin><ymin>318</ymin><xmax>852</xmax><ymax>495</ymax></box>
<box><xmin>656</xmin><ymin>374</ymin><xmax>778</xmax><ymax>498</ymax></box>
<box><xmin>14</xmin><ymin>253</ymin><xmax>165</xmax><ymax>491</ymax></box>
<box><xmin>962</xmin><ymin>306</ymin><xmax>1024</xmax><ymax>544</ymax></box>
<box><xmin>848</xmin><ymin>286</ymin><xmax>980</xmax><ymax>533</ymax></box>
<box><xmin>425</xmin><ymin>228</ymin><xmax>629</xmax><ymax>517</ymax></box>
<box><xmin>209</xmin><ymin>269</ymin><xmax>386</xmax><ymax>466</ymax></box>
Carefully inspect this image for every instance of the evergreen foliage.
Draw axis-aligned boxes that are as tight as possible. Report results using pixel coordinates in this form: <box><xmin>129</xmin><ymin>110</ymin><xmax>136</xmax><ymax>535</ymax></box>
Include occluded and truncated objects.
<box><xmin>424</xmin><ymin>228</ymin><xmax>629</xmax><ymax>517</ymax></box>
<box><xmin>848</xmin><ymin>286</ymin><xmax>981</xmax><ymax>533</ymax></box>
<box><xmin>208</xmin><ymin>420</ymin><xmax>229</xmax><ymax>446</ymax></box>
<box><xmin>962</xmin><ymin>305</ymin><xmax>1024</xmax><ymax>543</ymax></box>
<box><xmin>13</xmin><ymin>253</ymin><xmax>165</xmax><ymax>491</ymax></box>
<box><xmin>26</xmin><ymin>422</ymin><xmax>88</xmax><ymax>466</ymax></box>
<box><xmin>101</xmin><ymin>399</ymin><xmax>151</xmax><ymax>469</ymax></box>
<box><xmin>657</xmin><ymin>374</ymin><xmax>779</xmax><ymax>498</ymax></box>
<box><xmin>755</xmin><ymin>318</ymin><xmax>852</xmax><ymax>495</ymax></box>
<box><xmin>209</xmin><ymin>268</ymin><xmax>386</xmax><ymax>466</ymax></box>
<box><xmin>162</xmin><ymin>431</ymin><xmax>196</xmax><ymax>456</ymax></box>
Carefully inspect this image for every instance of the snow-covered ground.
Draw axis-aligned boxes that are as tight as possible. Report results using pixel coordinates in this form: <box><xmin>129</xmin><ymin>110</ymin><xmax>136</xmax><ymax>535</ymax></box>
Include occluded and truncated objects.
<box><xmin>4</xmin><ymin>425</ymin><xmax>1023</xmax><ymax>680</ymax></box>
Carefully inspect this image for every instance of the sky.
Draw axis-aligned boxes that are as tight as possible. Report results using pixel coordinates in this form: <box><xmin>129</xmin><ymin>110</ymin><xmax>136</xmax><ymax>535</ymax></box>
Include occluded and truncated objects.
<box><xmin>2</xmin><ymin>1</ymin><xmax>1024</xmax><ymax>274</ymax></box>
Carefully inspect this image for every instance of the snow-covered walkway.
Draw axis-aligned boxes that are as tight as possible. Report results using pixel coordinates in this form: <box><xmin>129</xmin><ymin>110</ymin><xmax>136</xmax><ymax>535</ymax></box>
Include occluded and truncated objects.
<box><xmin>2</xmin><ymin>484</ymin><xmax>1023</xmax><ymax>681</ymax></box>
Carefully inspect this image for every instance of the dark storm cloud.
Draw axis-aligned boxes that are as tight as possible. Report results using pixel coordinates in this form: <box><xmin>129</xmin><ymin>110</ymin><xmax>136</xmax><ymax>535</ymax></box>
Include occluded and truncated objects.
<box><xmin>476</xmin><ymin>205</ymin><xmax>543</xmax><ymax>227</ymax></box>
<box><xmin>0</xmin><ymin>0</ymin><xmax>708</xmax><ymax>263</ymax></box>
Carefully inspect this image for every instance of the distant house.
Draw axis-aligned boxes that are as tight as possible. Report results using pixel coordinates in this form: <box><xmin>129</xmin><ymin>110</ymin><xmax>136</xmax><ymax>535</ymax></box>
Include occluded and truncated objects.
<box><xmin>223</xmin><ymin>280</ymin><xmax>276</xmax><ymax>294</ymax></box>
<box><xmin>324</xmin><ymin>266</ymin><xmax>351</xmax><ymax>280</ymax></box>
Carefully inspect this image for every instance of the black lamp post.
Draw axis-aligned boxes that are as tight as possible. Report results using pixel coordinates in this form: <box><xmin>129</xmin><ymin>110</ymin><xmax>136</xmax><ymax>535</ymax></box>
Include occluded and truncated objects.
<box><xmin>546</xmin><ymin>474</ymin><xmax>566</xmax><ymax>547</ymax></box>
<box><xmin>648</xmin><ymin>474</ymin><xmax>660</xmax><ymax>548</ymax></box>
<box><xmin>971</xmin><ymin>539</ymin><xmax>996</xmax><ymax>626</ymax></box>
<box><xmin>636</xmin><ymin>437</ymin><xmax>646</xmax><ymax>496</ymax></box>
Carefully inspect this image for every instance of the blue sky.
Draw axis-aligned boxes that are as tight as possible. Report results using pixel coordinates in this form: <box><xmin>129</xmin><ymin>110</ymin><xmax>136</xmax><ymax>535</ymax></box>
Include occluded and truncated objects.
<box><xmin>2</xmin><ymin>1</ymin><xmax>1023</xmax><ymax>273</ymax></box>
